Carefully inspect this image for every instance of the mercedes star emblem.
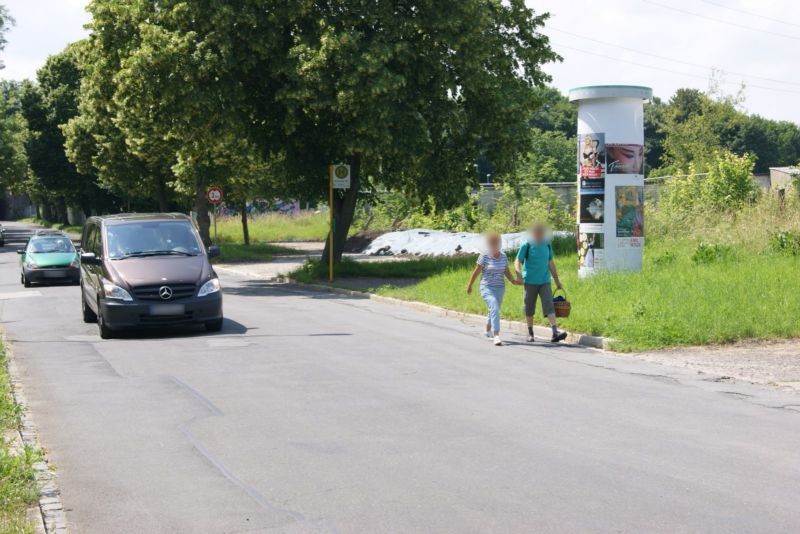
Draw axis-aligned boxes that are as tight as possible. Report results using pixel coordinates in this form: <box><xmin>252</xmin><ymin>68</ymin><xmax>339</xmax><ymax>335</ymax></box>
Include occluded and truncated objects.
<box><xmin>159</xmin><ymin>286</ymin><xmax>173</xmax><ymax>300</ymax></box>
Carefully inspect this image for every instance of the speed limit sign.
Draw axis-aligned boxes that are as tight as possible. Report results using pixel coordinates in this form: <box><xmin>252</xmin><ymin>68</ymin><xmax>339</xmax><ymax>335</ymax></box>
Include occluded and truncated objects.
<box><xmin>207</xmin><ymin>186</ymin><xmax>223</xmax><ymax>205</ymax></box>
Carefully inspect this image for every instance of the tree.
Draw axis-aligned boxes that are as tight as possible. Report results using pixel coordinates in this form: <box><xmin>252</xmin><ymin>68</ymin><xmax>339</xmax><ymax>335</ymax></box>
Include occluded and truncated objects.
<box><xmin>21</xmin><ymin>44</ymin><xmax>113</xmax><ymax>221</ymax></box>
<box><xmin>0</xmin><ymin>85</ymin><xmax>28</xmax><ymax>196</ymax></box>
<box><xmin>516</xmin><ymin>128</ymin><xmax>574</xmax><ymax>183</ymax></box>
<box><xmin>529</xmin><ymin>86</ymin><xmax>576</xmax><ymax>138</ymax></box>
<box><xmin>0</xmin><ymin>4</ymin><xmax>12</xmax><ymax>69</ymax></box>
<box><xmin>64</xmin><ymin>2</ymin><xmax>176</xmax><ymax>214</ymax></box>
<box><xmin>268</xmin><ymin>0</ymin><xmax>558</xmax><ymax>263</ymax></box>
<box><xmin>643</xmin><ymin>96</ymin><xmax>666</xmax><ymax>175</ymax></box>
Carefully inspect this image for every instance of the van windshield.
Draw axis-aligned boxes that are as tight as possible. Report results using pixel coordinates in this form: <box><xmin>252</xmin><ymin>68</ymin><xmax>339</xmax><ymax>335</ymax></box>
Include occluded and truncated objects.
<box><xmin>106</xmin><ymin>221</ymin><xmax>204</xmax><ymax>259</ymax></box>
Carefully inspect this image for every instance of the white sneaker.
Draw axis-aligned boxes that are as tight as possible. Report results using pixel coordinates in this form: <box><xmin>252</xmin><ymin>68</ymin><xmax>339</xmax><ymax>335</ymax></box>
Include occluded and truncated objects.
<box><xmin>493</xmin><ymin>335</ymin><xmax>503</xmax><ymax>346</ymax></box>
<box><xmin>526</xmin><ymin>335</ymin><xmax>535</xmax><ymax>343</ymax></box>
<box><xmin>484</xmin><ymin>331</ymin><xmax>492</xmax><ymax>339</ymax></box>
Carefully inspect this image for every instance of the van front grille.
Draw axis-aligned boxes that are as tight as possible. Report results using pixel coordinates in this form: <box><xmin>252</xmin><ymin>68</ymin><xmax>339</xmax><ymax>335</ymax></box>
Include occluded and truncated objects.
<box><xmin>132</xmin><ymin>283</ymin><xmax>196</xmax><ymax>301</ymax></box>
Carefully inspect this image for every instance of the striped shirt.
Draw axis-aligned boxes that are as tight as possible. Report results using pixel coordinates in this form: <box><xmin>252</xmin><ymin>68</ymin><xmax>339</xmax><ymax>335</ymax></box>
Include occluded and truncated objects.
<box><xmin>477</xmin><ymin>252</ymin><xmax>508</xmax><ymax>287</ymax></box>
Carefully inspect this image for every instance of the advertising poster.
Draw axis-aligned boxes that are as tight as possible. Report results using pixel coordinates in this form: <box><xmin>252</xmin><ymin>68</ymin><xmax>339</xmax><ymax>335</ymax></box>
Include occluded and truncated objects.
<box><xmin>607</xmin><ymin>144</ymin><xmax>644</xmax><ymax>175</ymax></box>
<box><xmin>615</xmin><ymin>186</ymin><xmax>644</xmax><ymax>238</ymax></box>
<box><xmin>578</xmin><ymin>232</ymin><xmax>604</xmax><ymax>272</ymax></box>
<box><xmin>580</xmin><ymin>192</ymin><xmax>605</xmax><ymax>224</ymax></box>
<box><xmin>578</xmin><ymin>133</ymin><xmax>606</xmax><ymax>181</ymax></box>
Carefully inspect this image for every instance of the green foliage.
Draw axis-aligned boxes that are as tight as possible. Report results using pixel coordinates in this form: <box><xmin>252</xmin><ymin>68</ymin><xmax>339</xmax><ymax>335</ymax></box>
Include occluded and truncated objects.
<box><xmin>691</xmin><ymin>243</ymin><xmax>735</xmax><ymax>265</ymax></box>
<box><xmin>768</xmin><ymin>231</ymin><xmax>800</xmax><ymax>256</ymax></box>
<box><xmin>0</xmin><ymin>88</ymin><xmax>28</xmax><ymax>192</ymax></box>
<box><xmin>0</xmin><ymin>344</ymin><xmax>43</xmax><ymax>533</ymax></box>
<box><xmin>489</xmin><ymin>184</ymin><xmax>573</xmax><ymax>232</ymax></box>
<box><xmin>0</xmin><ymin>4</ymin><xmax>12</xmax><ymax>53</ymax></box>
<box><xmin>516</xmin><ymin>128</ymin><xmax>575</xmax><ymax>183</ymax></box>
<box><xmin>661</xmin><ymin>151</ymin><xmax>757</xmax><ymax>213</ymax></box>
<box><xmin>215</xmin><ymin>212</ymin><xmax>330</xmax><ymax>243</ymax></box>
<box><xmin>702</xmin><ymin>151</ymin><xmax>758</xmax><ymax>210</ymax></box>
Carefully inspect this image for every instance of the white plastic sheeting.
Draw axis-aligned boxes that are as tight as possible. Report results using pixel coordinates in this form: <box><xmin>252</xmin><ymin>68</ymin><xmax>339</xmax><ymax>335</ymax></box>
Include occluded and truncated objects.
<box><xmin>363</xmin><ymin>229</ymin><xmax>573</xmax><ymax>256</ymax></box>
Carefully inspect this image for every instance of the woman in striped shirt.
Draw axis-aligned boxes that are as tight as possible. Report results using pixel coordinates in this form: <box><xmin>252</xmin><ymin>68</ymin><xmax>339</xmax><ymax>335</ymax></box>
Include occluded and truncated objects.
<box><xmin>466</xmin><ymin>232</ymin><xmax>520</xmax><ymax>346</ymax></box>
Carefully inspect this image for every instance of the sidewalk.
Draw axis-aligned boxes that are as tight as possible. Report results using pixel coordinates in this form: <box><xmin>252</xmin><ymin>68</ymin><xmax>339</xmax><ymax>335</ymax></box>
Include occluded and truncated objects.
<box><xmin>215</xmin><ymin>241</ymin><xmax>402</xmax><ymax>281</ymax></box>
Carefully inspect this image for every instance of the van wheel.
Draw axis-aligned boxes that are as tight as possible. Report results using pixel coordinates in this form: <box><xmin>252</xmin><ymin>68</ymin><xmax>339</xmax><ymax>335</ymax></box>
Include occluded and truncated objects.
<box><xmin>23</xmin><ymin>275</ymin><xmax>31</xmax><ymax>288</ymax></box>
<box><xmin>97</xmin><ymin>307</ymin><xmax>113</xmax><ymax>339</ymax></box>
<box><xmin>205</xmin><ymin>319</ymin><xmax>223</xmax><ymax>332</ymax></box>
<box><xmin>82</xmin><ymin>293</ymin><xmax>97</xmax><ymax>323</ymax></box>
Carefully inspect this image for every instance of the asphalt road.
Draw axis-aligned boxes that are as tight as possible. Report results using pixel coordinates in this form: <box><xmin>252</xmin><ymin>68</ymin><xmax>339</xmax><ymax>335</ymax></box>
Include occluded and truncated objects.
<box><xmin>1</xmin><ymin>221</ymin><xmax>799</xmax><ymax>533</ymax></box>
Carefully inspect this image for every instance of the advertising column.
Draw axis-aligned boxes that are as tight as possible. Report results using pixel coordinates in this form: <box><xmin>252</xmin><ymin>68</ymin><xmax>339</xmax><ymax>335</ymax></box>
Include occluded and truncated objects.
<box><xmin>569</xmin><ymin>85</ymin><xmax>652</xmax><ymax>277</ymax></box>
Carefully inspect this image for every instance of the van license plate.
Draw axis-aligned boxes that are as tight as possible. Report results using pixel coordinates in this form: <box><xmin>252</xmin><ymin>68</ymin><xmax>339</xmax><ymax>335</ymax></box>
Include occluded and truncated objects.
<box><xmin>149</xmin><ymin>304</ymin><xmax>185</xmax><ymax>316</ymax></box>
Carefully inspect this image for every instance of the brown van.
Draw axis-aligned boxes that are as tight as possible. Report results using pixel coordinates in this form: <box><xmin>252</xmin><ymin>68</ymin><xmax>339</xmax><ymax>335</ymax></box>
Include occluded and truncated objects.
<box><xmin>80</xmin><ymin>213</ymin><xmax>223</xmax><ymax>339</ymax></box>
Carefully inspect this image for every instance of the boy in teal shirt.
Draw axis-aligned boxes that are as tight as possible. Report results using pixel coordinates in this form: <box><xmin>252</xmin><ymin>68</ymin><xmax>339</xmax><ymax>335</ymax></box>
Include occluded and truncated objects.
<box><xmin>514</xmin><ymin>223</ymin><xmax>567</xmax><ymax>343</ymax></box>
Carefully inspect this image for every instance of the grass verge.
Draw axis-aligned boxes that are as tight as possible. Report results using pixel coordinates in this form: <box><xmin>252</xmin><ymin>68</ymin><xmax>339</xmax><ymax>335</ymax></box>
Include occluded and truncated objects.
<box><xmin>290</xmin><ymin>238</ymin><xmax>800</xmax><ymax>352</ymax></box>
<box><xmin>19</xmin><ymin>218</ymin><xmax>82</xmax><ymax>236</ymax></box>
<box><xmin>216</xmin><ymin>212</ymin><xmax>329</xmax><ymax>243</ymax></box>
<box><xmin>0</xmin><ymin>342</ymin><xmax>42</xmax><ymax>533</ymax></box>
<box><xmin>213</xmin><ymin>243</ymin><xmax>300</xmax><ymax>264</ymax></box>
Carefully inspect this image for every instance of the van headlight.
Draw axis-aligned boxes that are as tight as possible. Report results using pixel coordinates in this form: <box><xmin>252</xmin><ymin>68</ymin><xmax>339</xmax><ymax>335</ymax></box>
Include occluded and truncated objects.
<box><xmin>70</xmin><ymin>257</ymin><xmax>80</xmax><ymax>268</ymax></box>
<box><xmin>24</xmin><ymin>257</ymin><xmax>37</xmax><ymax>268</ymax></box>
<box><xmin>198</xmin><ymin>278</ymin><xmax>220</xmax><ymax>297</ymax></box>
<box><xmin>102</xmin><ymin>279</ymin><xmax>133</xmax><ymax>301</ymax></box>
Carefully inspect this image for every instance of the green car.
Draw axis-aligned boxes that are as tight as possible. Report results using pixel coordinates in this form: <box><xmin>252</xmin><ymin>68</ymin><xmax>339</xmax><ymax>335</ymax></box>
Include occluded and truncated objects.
<box><xmin>18</xmin><ymin>231</ymin><xmax>81</xmax><ymax>287</ymax></box>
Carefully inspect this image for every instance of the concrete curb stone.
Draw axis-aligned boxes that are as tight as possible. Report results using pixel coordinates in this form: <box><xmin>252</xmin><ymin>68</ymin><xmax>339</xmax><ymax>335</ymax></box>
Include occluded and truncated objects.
<box><xmin>287</xmin><ymin>281</ymin><xmax>612</xmax><ymax>350</ymax></box>
<box><xmin>215</xmin><ymin>263</ymin><xmax>612</xmax><ymax>349</ymax></box>
<box><xmin>4</xmin><ymin>339</ymin><xmax>68</xmax><ymax>534</ymax></box>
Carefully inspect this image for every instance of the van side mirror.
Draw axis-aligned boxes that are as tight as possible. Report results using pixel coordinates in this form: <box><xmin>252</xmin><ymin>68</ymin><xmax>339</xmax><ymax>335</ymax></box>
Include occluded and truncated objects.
<box><xmin>16</xmin><ymin>249</ymin><xmax>24</xmax><ymax>255</ymax></box>
<box><xmin>207</xmin><ymin>246</ymin><xmax>220</xmax><ymax>258</ymax></box>
<box><xmin>81</xmin><ymin>252</ymin><xmax>101</xmax><ymax>265</ymax></box>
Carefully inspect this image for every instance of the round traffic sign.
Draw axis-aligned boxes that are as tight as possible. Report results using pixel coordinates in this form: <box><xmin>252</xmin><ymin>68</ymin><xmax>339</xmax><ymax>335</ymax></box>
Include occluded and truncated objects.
<box><xmin>207</xmin><ymin>187</ymin><xmax>223</xmax><ymax>205</ymax></box>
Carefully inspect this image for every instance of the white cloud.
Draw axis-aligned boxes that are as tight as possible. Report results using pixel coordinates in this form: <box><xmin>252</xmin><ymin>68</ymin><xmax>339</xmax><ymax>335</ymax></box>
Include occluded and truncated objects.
<box><xmin>1</xmin><ymin>0</ymin><xmax>797</xmax><ymax>125</ymax></box>
<box><xmin>0</xmin><ymin>0</ymin><xmax>89</xmax><ymax>80</ymax></box>
<box><xmin>531</xmin><ymin>0</ymin><xmax>800</xmax><ymax>124</ymax></box>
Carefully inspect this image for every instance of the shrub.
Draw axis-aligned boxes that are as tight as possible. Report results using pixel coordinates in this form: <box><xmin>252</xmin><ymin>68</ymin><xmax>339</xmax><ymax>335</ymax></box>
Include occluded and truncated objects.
<box><xmin>691</xmin><ymin>243</ymin><xmax>735</xmax><ymax>264</ymax></box>
<box><xmin>702</xmin><ymin>151</ymin><xmax>758</xmax><ymax>210</ymax></box>
<box><xmin>768</xmin><ymin>231</ymin><xmax>800</xmax><ymax>256</ymax></box>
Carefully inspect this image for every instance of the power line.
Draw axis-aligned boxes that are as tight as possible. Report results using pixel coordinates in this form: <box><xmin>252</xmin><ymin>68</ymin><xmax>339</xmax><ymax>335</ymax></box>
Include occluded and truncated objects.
<box><xmin>551</xmin><ymin>42</ymin><xmax>800</xmax><ymax>95</ymax></box>
<box><xmin>698</xmin><ymin>0</ymin><xmax>800</xmax><ymax>29</ymax></box>
<box><xmin>550</xmin><ymin>27</ymin><xmax>800</xmax><ymax>88</ymax></box>
<box><xmin>642</xmin><ymin>0</ymin><xmax>800</xmax><ymax>41</ymax></box>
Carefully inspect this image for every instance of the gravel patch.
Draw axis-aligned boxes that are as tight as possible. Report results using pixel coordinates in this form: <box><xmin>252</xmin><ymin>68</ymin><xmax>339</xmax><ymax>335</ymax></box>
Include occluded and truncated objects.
<box><xmin>635</xmin><ymin>340</ymin><xmax>800</xmax><ymax>393</ymax></box>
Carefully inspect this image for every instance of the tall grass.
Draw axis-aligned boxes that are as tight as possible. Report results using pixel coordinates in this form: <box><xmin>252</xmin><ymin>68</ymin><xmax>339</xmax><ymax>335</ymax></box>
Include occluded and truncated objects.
<box><xmin>0</xmin><ymin>343</ymin><xmax>41</xmax><ymax>533</ymax></box>
<box><xmin>215</xmin><ymin>212</ymin><xmax>330</xmax><ymax>243</ymax></box>
<box><xmin>292</xmin><ymin>193</ymin><xmax>800</xmax><ymax>351</ymax></box>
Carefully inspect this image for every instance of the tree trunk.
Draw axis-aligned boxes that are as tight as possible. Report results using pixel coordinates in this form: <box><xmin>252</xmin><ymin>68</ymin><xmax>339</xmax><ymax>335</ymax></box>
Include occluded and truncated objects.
<box><xmin>321</xmin><ymin>154</ymin><xmax>361</xmax><ymax>266</ymax></box>
<box><xmin>57</xmin><ymin>197</ymin><xmax>70</xmax><ymax>225</ymax></box>
<box><xmin>156</xmin><ymin>177</ymin><xmax>169</xmax><ymax>212</ymax></box>
<box><xmin>194</xmin><ymin>176</ymin><xmax>211</xmax><ymax>246</ymax></box>
<box><xmin>240</xmin><ymin>200</ymin><xmax>250</xmax><ymax>245</ymax></box>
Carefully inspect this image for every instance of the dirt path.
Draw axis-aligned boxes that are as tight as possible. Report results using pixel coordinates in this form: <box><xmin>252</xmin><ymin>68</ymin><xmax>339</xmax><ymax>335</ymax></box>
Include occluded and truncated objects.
<box><xmin>635</xmin><ymin>340</ymin><xmax>800</xmax><ymax>393</ymax></box>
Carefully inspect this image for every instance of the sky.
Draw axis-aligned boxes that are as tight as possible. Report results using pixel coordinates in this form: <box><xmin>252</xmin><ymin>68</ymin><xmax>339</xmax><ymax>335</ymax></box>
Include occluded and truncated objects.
<box><xmin>1</xmin><ymin>0</ymin><xmax>799</xmax><ymax>124</ymax></box>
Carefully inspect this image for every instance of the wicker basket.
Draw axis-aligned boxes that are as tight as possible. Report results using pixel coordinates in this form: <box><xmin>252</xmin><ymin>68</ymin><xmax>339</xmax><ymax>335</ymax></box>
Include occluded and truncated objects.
<box><xmin>553</xmin><ymin>288</ymin><xmax>571</xmax><ymax>318</ymax></box>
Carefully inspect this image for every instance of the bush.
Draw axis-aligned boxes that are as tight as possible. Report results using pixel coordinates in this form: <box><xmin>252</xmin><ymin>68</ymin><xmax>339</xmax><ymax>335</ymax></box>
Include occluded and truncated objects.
<box><xmin>488</xmin><ymin>184</ymin><xmax>573</xmax><ymax>232</ymax></box>
<box><xmin>769</xmin><ymin>231</ymin><xmax>800</xmax><ymax>256</ymax></box>
<box><xmin>661</xmin><ymin>151</ymin><xmax>758</xmax><ymax>214</ymax></box>
<box><xmin>691</xmin><ymin>243</ymin><xmax>735</xmax><ymax>264</ymax></box>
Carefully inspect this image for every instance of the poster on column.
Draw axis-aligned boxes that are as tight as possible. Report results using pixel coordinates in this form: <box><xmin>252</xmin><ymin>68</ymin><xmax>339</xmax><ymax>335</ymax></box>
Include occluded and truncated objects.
<box><xmin>579</xmin><ymin>191</ymin><xmax>605</xmax><ymax>224</ymax></box>
<box><xmin>607</xmin><ymin>144</ymin><xmax>644</xmax><ymax>175</ymax></box>
<box><xmin>578</xmin><ymin>133</ymin><xmax>606</xmax><ymax>190</ymax></box>
<box><xmin>615</xmin><ymin>186</ymin><xmax>644</xmax><ymax>247</ymax></box>
<box><xmin>577</xmin><ymin>231</ymin><xmax>604</xmax><ymax>275</ymax></box>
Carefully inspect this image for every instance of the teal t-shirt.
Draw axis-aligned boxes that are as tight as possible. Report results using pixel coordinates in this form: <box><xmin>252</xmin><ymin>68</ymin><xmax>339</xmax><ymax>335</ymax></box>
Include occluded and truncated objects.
<box><xmin>516</xmin><ymin>240</ymin><xmax>553</xmax><ymax>285</ymax></box>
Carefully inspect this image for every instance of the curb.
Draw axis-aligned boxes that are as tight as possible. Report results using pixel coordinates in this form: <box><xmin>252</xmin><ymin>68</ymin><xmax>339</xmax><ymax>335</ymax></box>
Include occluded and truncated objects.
<box><xmin>215</xmin><ymin>263</ymin><xmax>612</xmax><ymax>349</ymax></box>
<box><xmin>286</xmin><ymin>281</ymin><xmax>612</xmax><ymax>350</ymax></box>
<box><xmin>5</xmin><ymin>341</ymin><xmax>68</xmax><ymax>533</ymax></box>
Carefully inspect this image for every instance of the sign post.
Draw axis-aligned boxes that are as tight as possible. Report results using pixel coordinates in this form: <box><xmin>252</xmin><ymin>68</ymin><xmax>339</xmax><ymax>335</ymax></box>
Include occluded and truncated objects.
<box><xmin>328</xmin><ymin>164</ymin><xmax>351</xmax><ymax>281</ymax></box>
<box><xmin>206</xmin><ymin>186</ymin><xmax>224</xmax><ymax>245</ymax></box>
